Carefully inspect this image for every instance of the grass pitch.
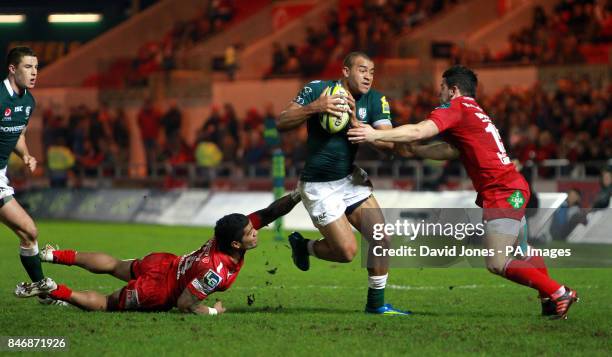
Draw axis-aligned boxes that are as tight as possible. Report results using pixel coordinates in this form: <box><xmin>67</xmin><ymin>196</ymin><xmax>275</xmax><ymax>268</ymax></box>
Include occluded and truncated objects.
<box><xmin>0</xmin><ymin>221</ymin><xmax>610</xmax><ymax>356</ymax></box>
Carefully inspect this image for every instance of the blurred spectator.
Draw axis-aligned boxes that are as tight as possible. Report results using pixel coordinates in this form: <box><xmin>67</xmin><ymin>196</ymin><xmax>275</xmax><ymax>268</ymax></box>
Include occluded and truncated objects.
<box><xmin>161</xmin><ymin>101</ymin><xmax>183</xmax><ymax>144</ymax></box>
<box><xmin>267</xmin><ymin>0</ymin><xmax>458</xmax><ymax>78</ymax></box>
<box><xmin>244</xmin><ymin>107</ymin><xmax>263</xmax><ymax>131</ymax></box>
<box><xmin>457</xmin><ymin>0</ymin><xmax>611</xmax><ymax>66</ymax></box>
<box><xmin>550</xmin><ymin>188</ymin><xmax>587</xmax><ymax>240</ymax></box>
<box><xmin>224</xmin><ymin>43</ymin><xmax>238</xmax><ymax>81</ymax></box>
<box><xmin>243</xmin><ymin>130</ymin><xmax>268</xmax><ymax>166</ymax></box>
<box><xmin>78</xmin><ymin>139</ymin><xmax>105</xmax><ymax>176</ymax></box>
<box><xmin>46</xmin><ymin>137</ymin><xmax>75</xmax><ymax>188</ymax></box>
<box><xmin>137</xmin><ymin>99</ymin><xmax>162</xmax><ymax>170</ymax></box>
<box><xmin>592</xmin><ymin>168</ymin><xmax>612</xmax><ymax>209</ymax></box>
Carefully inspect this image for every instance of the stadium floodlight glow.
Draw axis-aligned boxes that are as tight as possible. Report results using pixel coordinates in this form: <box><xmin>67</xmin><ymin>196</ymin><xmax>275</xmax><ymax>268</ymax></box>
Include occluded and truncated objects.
<box><xmin>48</xmin><ymin>13</ymin><xmax>102</xmax><ymax>23</ymax></box>
<box><xmin>0</xmin><ymin>14</ymin><xmax>25</xmax><ymax>24</ymax></box>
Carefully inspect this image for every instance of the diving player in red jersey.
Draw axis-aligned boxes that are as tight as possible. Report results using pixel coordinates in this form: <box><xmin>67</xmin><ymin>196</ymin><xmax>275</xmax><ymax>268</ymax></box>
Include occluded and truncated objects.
<box><xmin>348</xmin><ymin>65</ymin><xmax>578</xmax><ymax>319</ymax></box>
<box><xmin>18</xmin><ymin>193</ymin><xmax>301</xmax><ymax>315</ymax></box>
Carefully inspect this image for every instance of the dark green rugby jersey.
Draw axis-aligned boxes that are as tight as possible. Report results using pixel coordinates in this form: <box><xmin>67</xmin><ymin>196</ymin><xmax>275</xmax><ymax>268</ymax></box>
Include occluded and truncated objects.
<box><xmin>0</xmin><ymin>79</ymin><xmax>35</xmax><ymax>170</ymax></box>
<box><xmin>292</xmin><ymin>79</ymin><xmax>392</xmax><ymax>182</ymax></box>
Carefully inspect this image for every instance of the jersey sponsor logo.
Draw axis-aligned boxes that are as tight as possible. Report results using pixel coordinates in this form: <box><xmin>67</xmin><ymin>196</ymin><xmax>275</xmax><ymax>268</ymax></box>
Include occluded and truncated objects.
<box><xmin>199</xmin><ymin>269</ymin><xmax>222</xmax><ymax>293</ymax></box>
<box><xmin>4</xmin><ymin>108</ymin><xmax>10</xmax><ymax>117</ymax></box>
<box><xmin>25</xmin><ymin>106</ymin><xmax>31</xmax><ymax>116</ymax></box>
<box><xmin>381</xmin><ymin>96</ymin><xmax>390</xmax><ymax>114</ymax></box>
<box><xmin>294</xmin><ymin>95</ymin><xmax>305</xmax><ymax>105</ymax></box>
<box><xmin>0</xmin><ymin>124</ymin><xmax>25</xmax><ymax>132</ymax></box>
<box><xmin>507</xmin><ymin>190</ymin><xmax>526</xmax><ymax>209</ymax></box>
<box><xmin>358</xmin><ymin>108</ymin><xmax>367</xmax><ymax>120</ymax></box>
<box><xmin>303</xmin><ymin>86</ymin><xmax>312</xmax><ymax>94</ymax></box>
<box><xmin>14</xmin><ymin>106</ymin><xmax>23</xmax><ymax>112</ymax></box>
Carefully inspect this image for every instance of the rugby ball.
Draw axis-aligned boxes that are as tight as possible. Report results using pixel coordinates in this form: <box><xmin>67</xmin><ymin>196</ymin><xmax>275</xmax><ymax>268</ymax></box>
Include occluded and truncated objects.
<box><xmin>319</xmin><ymin>84</ymin><xmax>350</xmax><ymax>134</ymax></box>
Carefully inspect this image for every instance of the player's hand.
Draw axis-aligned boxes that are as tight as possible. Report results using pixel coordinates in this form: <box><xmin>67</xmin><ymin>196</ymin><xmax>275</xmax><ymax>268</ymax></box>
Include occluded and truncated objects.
<box><xmin>347</xmin><ymin>124</ymin><xmax>379</xmax><ymax>143</ymax></box>
<box><xmin>314</xmin><ymin>88</ymin><xmax>348</xmax><ymax>117</ymax></box>
<box><xmin>394</xmin><ymin>143</ymin><xmax>416</xmax><ymax>158</ymax></box>
<box><xmin>22</xmin><ymin>154</ymin><xmax>37</xmax><ymax>173</ymax></box>
<box><xmin>213</xmin><ymin>300</ymin><xmax>226</xmax><ymax>314</ymax></box>
<box><xmin>344</xmin><ymin>91</ymin><xmax>361</xmax><ymax>128</ymax></box>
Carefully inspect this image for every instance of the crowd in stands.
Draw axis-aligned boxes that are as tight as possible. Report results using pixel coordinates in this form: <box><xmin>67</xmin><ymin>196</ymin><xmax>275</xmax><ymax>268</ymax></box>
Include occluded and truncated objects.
<box><xmin>268</xmin><ymin>0</ymin><xmax>459</xmax><ymax>78</ymax></box>
<box><xmin>451</xmin><ymin>0</ymin><xmax>612</xmax><ymax>66</ymax></box>
<box><xmin>38</xmin><ymin>76</ymin><xmax>610</xmax><ymax>187</ymax></box>
<box><xmin>90</xmin><ymin>1</ymin><xmax>236</xmax><ymax>87</ymax></box>
<box><xmin>386</xmin><ymin>77</ymin><xmax>612</xmax><ymax>178</ymax></box>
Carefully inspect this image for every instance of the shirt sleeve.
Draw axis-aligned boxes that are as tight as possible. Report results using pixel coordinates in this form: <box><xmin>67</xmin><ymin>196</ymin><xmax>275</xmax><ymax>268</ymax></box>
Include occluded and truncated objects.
<box><xmin>368</xmin><ymin>91</ymin><xmax>392</xmax><ymax>128</ymax></box>
<box><xmin>428</xmin><ymin>103</ymin><xmax>461</xmax><ymax>133</ymax></box>
<box><xmin>186</xmin><ymin>268</ymin><xmax>223</xmax><ymax>300</ymax></box>
<box><xmin>247</xmin><ymin>212</ymin><xmax>263</xmax><ymax>230</ymax></box>
<box><xmin>292</xmin><ymin>80</ymin><xmax>324</xmax><ymax>106</ymax></box>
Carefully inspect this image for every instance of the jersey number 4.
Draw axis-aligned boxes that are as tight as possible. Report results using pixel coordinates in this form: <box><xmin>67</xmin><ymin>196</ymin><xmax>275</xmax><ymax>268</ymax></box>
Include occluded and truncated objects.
<box><xmin>476</xmin><ymin>112</ymin><xmax>511</xmax><ymax>165</ymax></box>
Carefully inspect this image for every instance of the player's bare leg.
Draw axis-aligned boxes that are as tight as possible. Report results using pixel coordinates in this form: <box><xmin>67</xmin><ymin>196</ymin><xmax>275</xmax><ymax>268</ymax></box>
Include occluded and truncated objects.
<box><xmin>484</xmin><ymin>219</ymin><xmax>578</xmax><ymax>319</ymax></box>
<box><xmin>40</xmin><ymin>284</ymin><xmax>122</xmax><ymax>311</ymax></box>
<box><xmin>312</xmin><ymin>216</ymin><xmax>357</xmax><ymax>262</ymax></box>
<box><xmin>2</xmin><ymin>198</ymin><xmax>58</xmax><ymax>297</ymax></box>
<box><xmin>40</xmin><ymin>245</ymin><xmax>133</xmax><ymax>282</ymax></box>
<box><xmin>346</xmin><ymin>196</ymin><xmax>408</xmax><ymax>314</ymax></box>
<box><xmin>288</xmin><ymin>216</ymin><xmax>357</xmax><ymax>271</ymax></box>
<box><xmin>346</xmin><ymin>196</ymin><xmax>389</xmax><ymax>275</ymax></box>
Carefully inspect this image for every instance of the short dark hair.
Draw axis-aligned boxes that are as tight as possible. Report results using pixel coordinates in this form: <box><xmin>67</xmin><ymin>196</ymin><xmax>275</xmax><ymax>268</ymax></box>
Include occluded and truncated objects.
<box><xmin>442</xmin><ymin>65</ymin><xmax>478</xmax><ymax>98</ymax></box>
<box><xmin>343</xmin><ymin>51</ymin><xmax>372</xmax><ymax>68</ymax></box>
<box><xmin>214</xmin><ymin>213</ymin><xmax>249</xmax><ymax>253</ymax></box>
<box><xmin>7</xmin><ymin>46</ymin><xmax>36</xmax><ymax>68</ymax></box>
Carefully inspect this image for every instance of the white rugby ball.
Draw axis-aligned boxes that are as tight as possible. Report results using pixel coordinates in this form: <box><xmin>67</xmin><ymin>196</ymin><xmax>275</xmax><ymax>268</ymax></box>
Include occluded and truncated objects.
<box><xmin>320</xmin><ymin>84</ymin><xmax>350</xmax><ymax>134</ymax></box>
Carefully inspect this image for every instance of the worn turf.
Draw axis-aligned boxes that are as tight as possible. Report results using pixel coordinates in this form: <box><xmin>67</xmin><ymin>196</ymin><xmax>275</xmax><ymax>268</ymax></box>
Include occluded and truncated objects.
<box><xmin>0</xmin><ymin>221</ymin><xmax>610</xmax><ymax>356</ymax></box>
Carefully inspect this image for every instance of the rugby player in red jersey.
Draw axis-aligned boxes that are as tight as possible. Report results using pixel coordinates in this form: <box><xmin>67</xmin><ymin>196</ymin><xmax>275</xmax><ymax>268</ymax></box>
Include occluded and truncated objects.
<box><xmin>347</xmin><ymin>65</ymin><xmax>578</xmax><ymax>319</ymax></box>
<box><xmin>17</xmin><ymin>193</ymin><xmax>300</xmax><ymax>315</ymax></box>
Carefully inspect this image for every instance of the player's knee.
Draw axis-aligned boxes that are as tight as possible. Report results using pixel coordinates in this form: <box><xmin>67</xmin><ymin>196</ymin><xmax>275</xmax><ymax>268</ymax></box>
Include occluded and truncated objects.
<box><xmin>337</xmin><ymin>244</ymin><xmax>358</xmax><ymax>262</ymax></box>
<box><xmin>22</xmin><ymin>224</ymin><xmax>38</xmax><ymax>242</ymax></box>
<box><xmin>485</xmin><ymin>259</ymin><xmax>506</xmax><ymax>276</ymax></box>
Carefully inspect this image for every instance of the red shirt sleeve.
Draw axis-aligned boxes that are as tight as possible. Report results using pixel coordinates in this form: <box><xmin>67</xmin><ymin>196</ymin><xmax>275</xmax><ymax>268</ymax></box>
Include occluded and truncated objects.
<box><xmin>247</xmin><ymin>212</ymin><xmax>263</xmax><ymax>230</ymax></box>
<box><xmin>428</xmin><ymin>104</ymin><xmax>461</xmax><ymax>133</ymax></box>
<box><xmin>187</xmin><ymin>279</ymin><xmax>208</xmax><ymax>300</ymax></box>
<box><xmin>186</xmin><ymin>267</ymin><xmax>224</xmax><ymax>300</ymax></box>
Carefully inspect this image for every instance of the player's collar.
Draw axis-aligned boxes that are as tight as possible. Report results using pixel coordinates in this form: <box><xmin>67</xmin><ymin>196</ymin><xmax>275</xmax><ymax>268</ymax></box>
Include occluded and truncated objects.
<box><xmin>3</xmin><ymin>78</ymin><xmax>26</xmax><ymax>97</ymax></box>
<box><xmin>212</xmin><ymin>239</ymin><xmax>243</xmax><ymax>272</ymax></box>
<box><xmin>454</xmin><ymin>95</ymin><xmax>474</xmax><ymax>101</ymax></box>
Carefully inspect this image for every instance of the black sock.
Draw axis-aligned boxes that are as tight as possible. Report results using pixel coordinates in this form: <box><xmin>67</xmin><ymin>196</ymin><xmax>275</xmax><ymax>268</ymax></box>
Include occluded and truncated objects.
<box><xmin>20</xmin><ymin>254</ymin><xmax>45</xmax><ymax>282</ymax></box>
<box><xmin>367</xmin><ymin>288</ymin><xmax>385</xmax><ymax>309</ymax></box>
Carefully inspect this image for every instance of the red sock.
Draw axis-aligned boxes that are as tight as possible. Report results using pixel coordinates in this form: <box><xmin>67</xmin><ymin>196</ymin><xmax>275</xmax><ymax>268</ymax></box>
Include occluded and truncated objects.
<box><xmin>504</xmin><ymin>259</ymin><xmax>561</xmax><ymax>297</ymax></box>
<box><xmin>526</xmin><ymin>255</ymin><xmax>548</xmax><ymax>276</ymax></box>
<box><xmin>53</xmin><ymin>250</ymin><xmax>76</xmax><ymax>265</ymax></box>
<box><xmin>49</xmin><ymin>284</ymin><xmax>72</xmax><ymax>301</ymax></box>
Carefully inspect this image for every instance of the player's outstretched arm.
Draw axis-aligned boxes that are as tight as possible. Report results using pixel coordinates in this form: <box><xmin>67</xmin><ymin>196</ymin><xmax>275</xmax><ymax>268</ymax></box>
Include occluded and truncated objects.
<box><xmin>409</xmin><ymin>142</ymin><xmax>460</xmax><ymax>160</ymax></box>
<box><xmin>348</xmin><ymin>120</ymin><xmax>439</xmax><ymax>144</ymax></box>
<box><xmin>250</xmin><ymin>191</ymin><xmax>301</xmax><ymax>229</ymax></box>
<box><xmin>177</xmin><ymin>288</ymin><xmax>226</xmax><ymax>315</ymax></box>
<box><xmin>278</xmin><ymin>90</ymin><xmax>348</xmax><ymax>131</ymax></box>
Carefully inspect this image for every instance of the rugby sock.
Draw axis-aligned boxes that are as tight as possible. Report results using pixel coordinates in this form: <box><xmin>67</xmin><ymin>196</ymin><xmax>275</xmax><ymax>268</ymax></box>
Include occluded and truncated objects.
<box><xmin>367</xmin><ymin>274</ymin><xmax>388</xmax><ymax>309</ymax></box>
<box><xmin>19</xmin><ymin>244</ymin><xmax>44</xmax><ymax>282</ymax></box>
<box><xmin>49</xmin><ymin>284</ymin><xmax>72</xmax><ymax>301</ymax></box>
<box><xmin>550</xmin><ymin>286</ymin><xmax>567</xmax><ymax>300</ymax></box>
<box><xmin>504</xmin><ymin>259</ymin><xmax>561</xmax><ymax>298</ymax></box>
<box><xmin>307</xmin><ymin>240</ymin><xmax>317</xmax><ymax>257</ymax></box>
<box><xmin>525</xmin><ymin>255</ymin><xmax>550</xmax><ymax>298</ymax></box>
<box><xmin>53</xmin><ymin>249</ymin><xmax>77</xmax><ymax>265</ymax></box>
<box><xmin>525</xmin><ymin>255</ymin><xmax>548</xmax><ymax>276</ymax></box>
